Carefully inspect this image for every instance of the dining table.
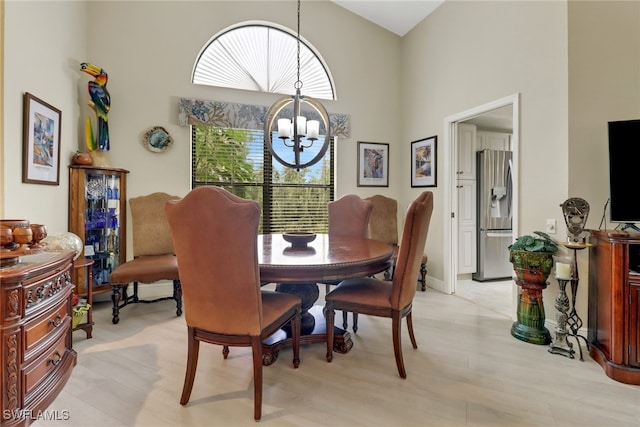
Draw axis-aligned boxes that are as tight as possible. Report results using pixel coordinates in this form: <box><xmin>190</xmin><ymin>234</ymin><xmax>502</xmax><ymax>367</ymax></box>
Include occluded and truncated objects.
<box><xmin>258</xmin><ymin>233</ymin><xmax>394</xmax><ymax>365</ymax></box>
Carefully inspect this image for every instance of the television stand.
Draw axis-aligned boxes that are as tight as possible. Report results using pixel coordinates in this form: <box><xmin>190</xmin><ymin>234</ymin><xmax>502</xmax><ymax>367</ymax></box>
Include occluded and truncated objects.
<box><xmin>618</xmin><ymin>223</ymin><xmax>640</xmax><ymax>232</ymax></box>
<box><xmin>588</xmin><ymin>230</ymin><xmax>640</xmax><ymax>385</ymax></box>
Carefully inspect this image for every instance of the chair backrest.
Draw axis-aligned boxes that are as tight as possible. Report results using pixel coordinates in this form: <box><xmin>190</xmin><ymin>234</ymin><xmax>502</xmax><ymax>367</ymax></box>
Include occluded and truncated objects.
<box><xmin>391</xmin><ymin>191</ymin><xmax>434</xmax><ymax>309</ymax></box>
<box><xmin>328</xmin><ymin>194</ymin><xmax>373</xmax><ymax>238</ymax></box>
<box><xmin>130</xmin><ymin>192</ymin><xmax>181</xmax><ymax>257</ymax></box>
<box><xmin>366</xmin><ymin>195</ymin><xmax>398</xmax><ymax>245</ymax></box>
<box><xmin>165</xmin><ymin>186</ymin><xmax>263</xmax><ymax>335</ymax></box>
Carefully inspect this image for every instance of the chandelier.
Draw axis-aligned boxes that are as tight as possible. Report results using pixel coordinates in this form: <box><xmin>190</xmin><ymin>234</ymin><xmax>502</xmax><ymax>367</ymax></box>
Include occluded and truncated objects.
<box><xmin>263</xmin><ymin>0</ymin><xmax>331</xmax><ymax>171</ymax></box>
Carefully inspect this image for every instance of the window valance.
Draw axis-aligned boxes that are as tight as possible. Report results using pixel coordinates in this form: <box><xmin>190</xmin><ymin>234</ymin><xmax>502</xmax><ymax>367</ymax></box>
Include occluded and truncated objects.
<box><xmin>178</xmin><ymin>97</ymin><xmax>350</xmax><ymax>138</ymax></box>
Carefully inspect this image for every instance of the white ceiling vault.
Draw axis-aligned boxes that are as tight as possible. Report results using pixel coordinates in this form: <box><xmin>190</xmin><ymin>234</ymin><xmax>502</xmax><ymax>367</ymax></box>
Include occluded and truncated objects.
<box><xmin>330</xmin><ymin>0</ymin><xmax>445</xmax><ymax>37</ymax></box>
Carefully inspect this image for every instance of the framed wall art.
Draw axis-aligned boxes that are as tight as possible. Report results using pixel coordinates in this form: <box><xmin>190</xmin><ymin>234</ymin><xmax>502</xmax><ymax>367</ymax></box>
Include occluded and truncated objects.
<box><xmin>22</xmin><ymin>92</ymin><xmax>62</xmax><ymax>185</ymax></box>
<box><xmin>411</xmin><ymin>136</ymin><xmax>437</xmax><ymax>187</ymax></box>
<box><xmin>357</xmin><ymin>141</ymin><xmax>389</xmax><ymax>187</ymax></box>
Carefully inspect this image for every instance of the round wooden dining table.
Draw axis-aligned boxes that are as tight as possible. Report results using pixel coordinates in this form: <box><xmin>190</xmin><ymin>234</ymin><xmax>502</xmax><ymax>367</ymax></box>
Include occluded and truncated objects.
<box><xmin>258</xmin><ymin>233</ymin><xmax>394</xmax><ymax>365</ymax></box>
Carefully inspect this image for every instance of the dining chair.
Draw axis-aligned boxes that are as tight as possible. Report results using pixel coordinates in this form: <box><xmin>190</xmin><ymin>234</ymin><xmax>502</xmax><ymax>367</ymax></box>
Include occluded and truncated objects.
<box><xmin>109</xmin><ymin>192</ymin><xmax>183</xmax><ymax>324</ymax></box>
<box><xmin>367</xmin><ymin>194</ymin><xmax>429</xmax><ymax>290</ymax></box>
<box><xmin>325</xmin><ymin>194</ymin><xmax>374</xmax><ymax>332</ymax></box>
<box><xmin>165</xmin><ymin>186</ymin><xmax>302</xmax><ymax>421</ymax></box>
<box><xmin>366</xmin><ymin>195</ymin><xmax>399</xmax><ymax>280</ymax></box>
<box><xmin>324</xmin><ymin>191</ymin><xmax>433</xmax><ymax>378</ymax></box>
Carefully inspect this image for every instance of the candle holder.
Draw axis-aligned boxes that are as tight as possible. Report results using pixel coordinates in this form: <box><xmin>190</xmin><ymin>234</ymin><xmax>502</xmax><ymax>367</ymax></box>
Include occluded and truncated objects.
<box><xmin>548</xmin><ymin>255</ymin><xmax>575</xmax><ymax>358</ymax></box>
<box><xmin>560</xmin><ymin>242</ymin><xmax>591</xmax><ymax>361</ymax></box>
<box><xmin>549</xmin><ymin>197</ymin><xmax>592</xmax><ymax>360</ymax></box>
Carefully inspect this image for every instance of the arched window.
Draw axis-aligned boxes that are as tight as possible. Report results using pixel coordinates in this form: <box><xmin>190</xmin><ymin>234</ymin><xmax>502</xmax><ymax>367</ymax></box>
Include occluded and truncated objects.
<box><xmin>192</xmin><ymin>22</ymin><xmax>336</xmax><ymax>100</ymax></box>
<box><xmin>189</xmin><ymin>22</ymin><xmax>337</xmax><ymax>233</ymax></box>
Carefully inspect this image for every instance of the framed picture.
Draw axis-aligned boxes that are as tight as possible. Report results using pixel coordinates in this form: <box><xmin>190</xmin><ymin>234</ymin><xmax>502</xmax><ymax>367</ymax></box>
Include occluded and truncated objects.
<box><xmin>22</xmin><ymin>92</ymin><xmax>62</xmax><ymax>185</ymax></box>
<box><xmin>357</xmin><ymin>141</ymin><xmax>389</xmax><ymax>187</ymax></box>
<box><xmin>411</xmin><ymin>136</ymin><xmax>437</xmax><ymax>187</ymax></box>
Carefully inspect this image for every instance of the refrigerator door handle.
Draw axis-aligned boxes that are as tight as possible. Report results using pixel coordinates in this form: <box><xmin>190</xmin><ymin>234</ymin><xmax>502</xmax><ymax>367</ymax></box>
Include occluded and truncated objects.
<box><xmin>486</xmin><ymin>231</ymin><xmax>513</xmax><ymax>238</ymax></box>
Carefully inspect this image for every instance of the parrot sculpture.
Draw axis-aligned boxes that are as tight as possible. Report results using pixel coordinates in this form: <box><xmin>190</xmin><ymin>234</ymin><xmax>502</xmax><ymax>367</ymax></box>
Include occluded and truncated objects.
<box><xmin>80</xmin><ymin>62</ymin><xmax>110</xmax><ymax>151</ymax></box>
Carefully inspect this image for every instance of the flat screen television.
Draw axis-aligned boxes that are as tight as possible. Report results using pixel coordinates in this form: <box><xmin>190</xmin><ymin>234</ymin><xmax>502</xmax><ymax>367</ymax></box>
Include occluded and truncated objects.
<box><xmin>608</xmin><ymin>119</ymin><xmax>640</xmax><ymax>227</ymax></box>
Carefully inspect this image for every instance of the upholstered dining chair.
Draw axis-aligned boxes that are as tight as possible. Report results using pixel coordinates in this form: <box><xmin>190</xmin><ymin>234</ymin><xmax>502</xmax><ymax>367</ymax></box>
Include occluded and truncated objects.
<box><xmin>325</xmin><ymin>194</ymin><xmax>374</xmax><ymax>332</ymax></box>
<box><xmin>366</xmin><ymin>195</ymin><xmax>399</xmax><ymax>280</ymax></box>
<box><xmin>367</xmin><ymin>194</ymin><xmax>429</xmax><ymax>290</ymax></box>
<box><xmin>325</xmin><ymin>191</ymin><xmax>433</xmax><ymax>378</ymax></box>
<box><xmin>109</xmin><ymin>192</ymin><xmax>183</xmax><ymax>324</ymax></box>
<box><xmin>165</xmin><ymin>186</ymin><xmax>302</xmax><ymax>421</ymax></box>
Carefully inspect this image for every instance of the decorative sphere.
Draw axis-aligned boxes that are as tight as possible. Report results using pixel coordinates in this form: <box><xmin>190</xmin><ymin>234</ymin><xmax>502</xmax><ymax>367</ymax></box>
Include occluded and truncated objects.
<box><xmin>42</xmin><ymin>232</ymin><xmax>83</xmax><ymax>260</ymax></box>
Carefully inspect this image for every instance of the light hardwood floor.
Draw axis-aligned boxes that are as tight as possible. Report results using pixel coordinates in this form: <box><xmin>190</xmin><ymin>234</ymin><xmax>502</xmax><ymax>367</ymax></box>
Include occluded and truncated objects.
<box><xmin>453</xmin><ymin>278</ymin><xmax>513</xmax><ymax>319</ymax></box>
<box><xmin>34</xmin><ymin>284</ymin><xmax>639</xmax><ymax>427</ymax></box>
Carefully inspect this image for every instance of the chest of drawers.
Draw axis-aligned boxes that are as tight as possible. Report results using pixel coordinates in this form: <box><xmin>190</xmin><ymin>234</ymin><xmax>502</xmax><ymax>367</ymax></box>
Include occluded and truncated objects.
<box><xmin>1</xmin><ymin>251</ymin><xmax>77</xmax><ymax>426</ymax></box>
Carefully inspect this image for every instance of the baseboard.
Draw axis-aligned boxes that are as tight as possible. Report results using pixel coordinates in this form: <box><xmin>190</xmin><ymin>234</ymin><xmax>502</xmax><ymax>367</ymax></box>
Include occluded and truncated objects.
<box><xmin>424</xmin><ymin>274</ymin><xmax>447</xmax><ymax>294</ymax></box>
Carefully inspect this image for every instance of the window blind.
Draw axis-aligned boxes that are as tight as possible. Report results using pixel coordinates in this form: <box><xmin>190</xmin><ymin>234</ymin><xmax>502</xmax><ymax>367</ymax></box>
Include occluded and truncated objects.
<box><xmin>191</xmin><ymin>126</ymin><xmax>334</xmax><ymax>233</ymax></box>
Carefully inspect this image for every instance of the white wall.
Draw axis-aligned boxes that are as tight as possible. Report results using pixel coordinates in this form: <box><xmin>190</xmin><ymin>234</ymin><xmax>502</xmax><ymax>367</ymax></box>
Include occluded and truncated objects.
<box><xmin>83</xmin><ymin>0</ymin><xmax>402</xmax><ymax>257</ymax></box>
<box><xmin>568</xmin><ymin>1</ymin><xmax>640</xmax><ymax>216</ymax></box>
<box><xmin>3</xmin><ymin>1</ymin><xmax>639</xmax><ymax>325</ymax></box>
<box><xmin>3</xmin><ymin>0</ymin><xmax>87</xmax><ymax>235</ymax></box>
<box><xmin>399</xmin><ymin>0</ymin><xmax>639</xmax><ymax>320</ymax></box>
<box><xmin>82</xmin><ymin>0</ymin><xmax>403</xmax><ymax>196</ymax></box>
<box><xmin>401</xmin><ymin>0</ymin><xmax>570</xmax><ymax>284</ymax></box>
<box><xmin>3</xmin><ymin>0</ymin><xmax>402</xmax><ymax>257</ymax></box>
<box><xmin>565</xmin><ymin>0</ymin><xmax>640</xmax><ymax>324</ymax></box>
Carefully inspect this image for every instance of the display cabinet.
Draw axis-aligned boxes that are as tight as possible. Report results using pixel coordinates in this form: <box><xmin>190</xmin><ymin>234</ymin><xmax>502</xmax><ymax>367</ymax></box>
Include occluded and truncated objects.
<box><xmin>69</xmin><ymin>165</ymin><xmax>129</xmax><ymax>295</ymax></box>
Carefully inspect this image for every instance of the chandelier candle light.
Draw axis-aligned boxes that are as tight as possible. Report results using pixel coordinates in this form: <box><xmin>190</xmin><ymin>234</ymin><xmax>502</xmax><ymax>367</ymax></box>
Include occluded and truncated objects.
<box><xmin>263</xmin><ymin>0</ymin><xmax>331</xmax><ymax>171</ymax></box>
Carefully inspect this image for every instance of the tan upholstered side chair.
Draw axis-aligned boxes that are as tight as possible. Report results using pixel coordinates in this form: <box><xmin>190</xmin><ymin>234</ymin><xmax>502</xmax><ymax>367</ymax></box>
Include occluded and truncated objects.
<box><xmin>366</xmin><ymin>195</ymin><xmax>399</xmax><ymax>280</ymax></box>
<box><xmin>165</xmin><ymin>186</ymin><xmax>302</xmax><ymax>421</ymax></box>
<box><xmin>325</xmin><ymin>194</ymin><xmax>374</xmax><ymax>332</ymax></box>
<box><xmin>109</xmin><ymin>192</ymin><xmax>183</xmax><ymax>324</ymax></box>
<box><xmin>367</xmin><ymin>194</ymin><xmax>429</xmax><ymax>291</ymax></box>
<box><xmin>325</xmin><ymin>191</ymin><xmax>434</xmax><ymax>378</ymax></box>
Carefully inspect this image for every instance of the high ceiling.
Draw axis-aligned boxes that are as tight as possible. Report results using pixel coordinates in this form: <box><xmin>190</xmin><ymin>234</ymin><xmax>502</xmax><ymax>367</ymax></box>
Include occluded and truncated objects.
<box><xmin>330</xmin><ymin>1</ymin><xmax>445</xmax><ymax>36</ymax></box>
<box><xmin>329</xmin><ymin>0</ymin><xmax>512</xmax><ymax>131</ymax></box>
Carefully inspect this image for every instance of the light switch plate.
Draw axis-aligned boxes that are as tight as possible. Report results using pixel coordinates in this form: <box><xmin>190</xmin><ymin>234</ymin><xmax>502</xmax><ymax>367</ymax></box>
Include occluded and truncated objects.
<box><xmin>546</xmin><ymin>219</ymin><xmax>556</xmax><ymax>234</ymax></box>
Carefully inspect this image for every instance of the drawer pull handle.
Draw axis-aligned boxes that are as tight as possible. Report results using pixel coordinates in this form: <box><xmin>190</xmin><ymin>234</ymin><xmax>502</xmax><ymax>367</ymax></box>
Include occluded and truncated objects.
<box><xmin>49</xmin><ymin>351</ymin><xmax>62</xmax><ymax>366</ymax></box>
<box><xmin>49</xmin><ymin>314</ymin><xmax>63</xmax><ymax>327</ymax></box>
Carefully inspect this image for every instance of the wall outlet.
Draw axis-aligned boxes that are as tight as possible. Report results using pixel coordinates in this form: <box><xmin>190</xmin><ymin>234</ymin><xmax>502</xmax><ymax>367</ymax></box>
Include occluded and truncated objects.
<box><xmin>546</xmin><ymin>219</ymin><xmax>556</xmax><ymax>234</ymax></box>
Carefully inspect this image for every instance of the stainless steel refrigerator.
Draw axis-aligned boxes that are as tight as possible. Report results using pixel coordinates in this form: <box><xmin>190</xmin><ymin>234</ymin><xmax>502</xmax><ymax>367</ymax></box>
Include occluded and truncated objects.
<box><xmin>472</xmin><ymin>149</ymin><xmax>513</xmax><ymax>282</ymax></box>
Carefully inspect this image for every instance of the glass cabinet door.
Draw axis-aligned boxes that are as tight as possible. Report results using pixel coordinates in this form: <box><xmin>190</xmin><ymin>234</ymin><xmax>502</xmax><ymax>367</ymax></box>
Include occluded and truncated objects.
<box><xmin>69</xmin><ymin>165</ymin><xmax>129</xmax><ymax>295</ymax></box>
<box><xmin>85</xmin><ymin>172</ymin><xmax>121</xmax><ymax>288</ymax></box>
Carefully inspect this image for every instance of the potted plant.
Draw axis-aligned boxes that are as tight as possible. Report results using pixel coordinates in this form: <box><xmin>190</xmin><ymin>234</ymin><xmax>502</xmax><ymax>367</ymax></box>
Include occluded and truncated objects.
<box><xmin>508</xmin><ymin>231</ymin><xmax>558</xmax><ymax>284</ymax></box>
<box><xmin>508</xmin><ymin>231</ymin><xmax>558</xmax><ymax>345</ymax></box>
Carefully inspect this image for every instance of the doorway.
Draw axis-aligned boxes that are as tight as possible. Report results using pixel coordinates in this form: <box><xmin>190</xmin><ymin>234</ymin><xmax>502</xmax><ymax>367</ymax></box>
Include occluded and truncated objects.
<box><xmin>443</xmin><ymin>94</ymin><xmax>520</xmax><ymax>319</ymax></box>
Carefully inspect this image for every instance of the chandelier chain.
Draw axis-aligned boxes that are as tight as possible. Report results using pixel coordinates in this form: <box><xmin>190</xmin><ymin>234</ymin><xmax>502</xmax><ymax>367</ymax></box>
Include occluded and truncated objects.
<box><xmin>296</xmin><ymin>0</ymin><xmax>302</xmax><ymax>90</ymax></box>
<box><xmin>263</xmin><ymin>0</ymin><xmax>331</xmax><ymax>170</ymax></box>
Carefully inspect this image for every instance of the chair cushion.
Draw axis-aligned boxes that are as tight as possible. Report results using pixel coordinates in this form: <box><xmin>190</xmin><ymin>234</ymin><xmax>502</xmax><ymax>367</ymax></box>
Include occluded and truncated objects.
<box><xmin>261</xmin><ymin>290</ymin><xmax>302</xmax><ymax>326</ymax></box>
<box><xmin>325</xmin><ymin>277</ymin><xmax>393</xmax><ymax>308</ymax></box>
<box><xmin>110</xmin><ymin>254</ymin><xmax>179</xmax><ymax>285</ymax></box>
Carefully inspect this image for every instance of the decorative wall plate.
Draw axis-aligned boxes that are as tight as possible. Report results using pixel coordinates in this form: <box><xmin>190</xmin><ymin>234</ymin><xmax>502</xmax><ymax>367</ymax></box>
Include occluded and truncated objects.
<box><xmin>143</xmin><ymin>126</ymin><xmax>173</xmax><ymax>153</ymax></box>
